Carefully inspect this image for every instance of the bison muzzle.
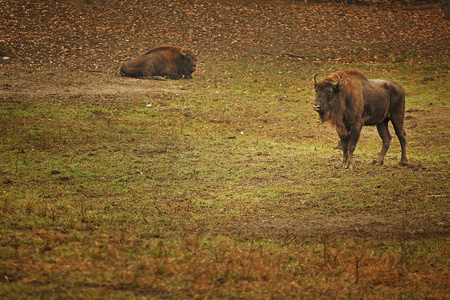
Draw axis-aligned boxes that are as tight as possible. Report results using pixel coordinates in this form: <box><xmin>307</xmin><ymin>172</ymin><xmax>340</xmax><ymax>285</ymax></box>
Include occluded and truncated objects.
<box><xmin>313</xmin><ymin>69</ymin><xmax>408</xmax><ymax>169</ymax></box>
<box><xmin>120</xmin><ymin>46</ymin><xmax>197</xmax><ymax>80</ymax></box>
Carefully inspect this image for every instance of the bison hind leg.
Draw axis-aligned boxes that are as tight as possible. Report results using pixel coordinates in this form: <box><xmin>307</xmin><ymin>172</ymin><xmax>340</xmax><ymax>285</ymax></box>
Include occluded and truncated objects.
<box><xmin>375</xmin><ymin>119</ymin><xmax>392</xmax><ymax>165</ymax></box>
<box><xmin>391</xmin><ymin>117</ymin><xmax>408</xmax><ymax>166</ymax></box>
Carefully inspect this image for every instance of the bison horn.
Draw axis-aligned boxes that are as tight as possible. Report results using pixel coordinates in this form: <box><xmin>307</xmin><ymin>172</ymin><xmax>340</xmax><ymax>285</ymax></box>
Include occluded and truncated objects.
<box><xmin>180</xmin><ymin>49</ymin><xmax>187</xmax><ymax>56</ymax></box>
<box><xmin>334</xmin><ymin>73</ymin><xmax>341</xmax><ymax>87</ymax></box>
<box><xmin>313</xmin><ymin>73</ymin><xmax>318</xmax><ymax>88</ymax></box>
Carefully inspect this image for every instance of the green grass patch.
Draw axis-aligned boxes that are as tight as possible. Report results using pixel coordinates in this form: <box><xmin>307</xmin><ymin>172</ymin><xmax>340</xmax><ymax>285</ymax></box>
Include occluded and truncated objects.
<box><xmin>0</xmin><ymin>57</ymin><xmax>448</xmax><ymax>298</ymax></box>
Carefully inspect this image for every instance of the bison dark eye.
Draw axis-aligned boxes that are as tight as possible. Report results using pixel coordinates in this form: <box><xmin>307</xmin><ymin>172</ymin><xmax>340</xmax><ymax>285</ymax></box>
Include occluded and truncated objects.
<box><xmin>327</xmin><ymin>90</ymin><xmax>333</xmax><ymax>97</ymax></box>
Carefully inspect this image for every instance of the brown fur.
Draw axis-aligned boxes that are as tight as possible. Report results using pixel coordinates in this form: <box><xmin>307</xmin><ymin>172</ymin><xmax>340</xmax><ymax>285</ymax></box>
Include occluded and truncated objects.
<box><xmin>313</xmin><ymin>69</ymin><xmax>408</xmax><ymax>168</ymax></box>
<box><xmin>120</xmin><ymin>46</ymin><xmax>197</xmax><ymax>80</ymax></box>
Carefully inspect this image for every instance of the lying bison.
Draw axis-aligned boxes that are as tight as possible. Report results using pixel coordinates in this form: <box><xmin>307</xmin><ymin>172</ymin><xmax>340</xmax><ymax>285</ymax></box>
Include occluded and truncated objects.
<box><xmin>120</xmin><ymin>46</ymin><xmax>197</xmax><ymax>80</ymax></box>
<box><xmin>313</xmin><ymin>69</ymin><xmax>408</xmax><ymax>168</ymax></box>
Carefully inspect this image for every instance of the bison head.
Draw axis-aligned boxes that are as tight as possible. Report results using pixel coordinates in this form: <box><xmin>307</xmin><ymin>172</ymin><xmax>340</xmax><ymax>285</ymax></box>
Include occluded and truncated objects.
<box><xmin>180</xmin><ymin>49</ymin><xmax>197</xmax><ymax>76</ymax></box>
<box><xmin>313</xmin><ymin>73</ymin><xmax>341</xmax><ymax>121</ymax></box>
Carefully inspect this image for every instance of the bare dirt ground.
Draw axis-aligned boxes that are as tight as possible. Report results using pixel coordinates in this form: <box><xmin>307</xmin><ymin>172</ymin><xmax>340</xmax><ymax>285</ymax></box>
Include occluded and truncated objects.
<box><xmin>1</xmin><ymin>0</ymin><xmax>449</xmax><ymax>242</ymax></box>
<box><xmin>1</xmin><ymin>0</ymin><xmax>448</xmax><ymax>70</ymax></box>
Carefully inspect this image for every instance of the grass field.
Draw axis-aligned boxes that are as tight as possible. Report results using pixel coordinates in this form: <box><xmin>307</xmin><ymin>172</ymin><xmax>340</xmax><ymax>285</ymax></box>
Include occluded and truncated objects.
<box><xmin>1</xmin><ymin>0</ymin><xmax>450</xmax><ymax>297</ymax></box>
<box><xmin>1</xmin><ymin>56</ymin><xmax>449</xmax><ymax>298</ymax></box>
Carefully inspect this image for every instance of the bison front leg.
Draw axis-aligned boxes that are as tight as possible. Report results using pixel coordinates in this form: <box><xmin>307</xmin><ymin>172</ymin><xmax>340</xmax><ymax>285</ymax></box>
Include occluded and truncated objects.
<box><xmin>336</xmin><ymin>124</ymin><xmax>358</xmax><ymax>169</ymax></box>
<box><xmin>344</xmin><ymin>125</ymin><xmax>362</xmax><ymax>169</ymax></box>
<box><xmin>164</xmin><ymin>66</ymin><xmax>182</xmax><ymax>80</ymax></box>
<box><xmin>340</xmin><ymin>138</ymin><xmax>350</xmax><ymax>168</ymax></box>
<box><xmin>141</xmin><ymin>69</ymin><xmax>165</xmax><ymax>81</ymax></box>
<box><xmin>167</xmin><ymin>73</ymin><xmax>182</xmax><ymax>80</ymax></box>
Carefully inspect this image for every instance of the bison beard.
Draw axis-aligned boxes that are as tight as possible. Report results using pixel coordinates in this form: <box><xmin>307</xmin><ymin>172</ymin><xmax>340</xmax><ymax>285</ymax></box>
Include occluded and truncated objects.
<box><xmin>313</xmin><ymin>69</ymin><xmax>408</xmax><ymax>169</ymax></box>
<box><xmin>120</xmin><ymin>46</ymin><xmax>197</xmax><ymax>80</ymax></box>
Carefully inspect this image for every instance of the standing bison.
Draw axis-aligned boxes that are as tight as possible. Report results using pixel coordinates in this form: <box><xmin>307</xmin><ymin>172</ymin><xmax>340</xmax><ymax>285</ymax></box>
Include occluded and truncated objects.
<box><xmin>120</xmin><ymin>46</ymin><xmax>197</xmax><ymax>80</ymax></box>
<box><xmin>313</xmin><ymin>69</ymin><xmax>408</xmax><ymax>169</ymax></box>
